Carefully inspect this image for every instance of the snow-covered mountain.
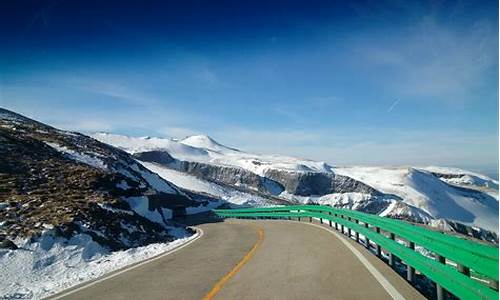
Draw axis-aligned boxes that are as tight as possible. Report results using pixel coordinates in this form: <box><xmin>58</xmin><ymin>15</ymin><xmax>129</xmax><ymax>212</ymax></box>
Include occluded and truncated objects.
<box><xmin>93</xmin><ymin>132</ymin><xmax>499</xmax><ymax>242</ymax></box>
<box><xmin>93</xmin><ymin>132</ymin><xmax>333</xmax><ymax>174</ymax></box>
<box><xmin>335</xmin><ymin>166</ymin><xmax>498</xmax><ymax>234</ymax></box>
<box><xmin>0</xmin><ymin>109</ymin><xmax>220</xmax><ymax>250</ymax></box>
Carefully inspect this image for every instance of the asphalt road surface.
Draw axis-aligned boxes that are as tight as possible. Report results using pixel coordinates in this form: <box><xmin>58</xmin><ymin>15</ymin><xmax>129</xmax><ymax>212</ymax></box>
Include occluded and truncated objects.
<box><xmin>49</xmin><ymin>219</ymin><xmax>425</xmax><ymax>300</ymax></box>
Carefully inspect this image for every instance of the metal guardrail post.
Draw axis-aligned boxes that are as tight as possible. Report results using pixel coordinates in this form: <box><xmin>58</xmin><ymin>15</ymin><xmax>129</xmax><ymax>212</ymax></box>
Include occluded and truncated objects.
<box><xmin>329</xmin><ymin>220</ymin><xmax>332</xmax><ymax>227</ymax></box>
<box><xmin>436</xmin><ymin>255</ymin><xmax>447</xmax><ymax>300</ymax></box>
<box><xmin>375</xmin><ymin>227</ymin><xmax>381</xmax><ymax>257</ymax></box>
<box><xmin>388</xmin><ymin>233</ymin><xmax>395</xmax><ymax>267</ymax></box>
<box><xmin>364</xmin><ymin>223</ymin><xmax>370</xmax><ymax>249</ymax></box>
<box><xmin>407</xmin><ymin>241</ymin><xmax>415</xmax><ymax>283</ymax></box>
<box><xmin>388</xmin><ymin>252</ymin><xmax>394</xmax><ymax>267</ymax></box>
<box><xmin>346</xmin><ymin>217</ymin><xmax>352</xmax><ymax>237</ymax></box>
<box><xmin>354</xmin><ymin>219</ymin><xmax>360</xmax><ymax>242</ymax></box>
<box><xmin>309</xmin><ymin>217</ymin><xmax>312</xmax><ymax>222</ymax></box>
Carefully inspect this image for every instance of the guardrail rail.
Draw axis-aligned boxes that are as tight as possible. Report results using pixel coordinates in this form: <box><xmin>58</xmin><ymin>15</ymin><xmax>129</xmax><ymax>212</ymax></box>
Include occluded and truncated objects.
<box><xmin>213</xmin><ymin>205</ymin><xmax>499</xmax><ymax>300</ymax></box>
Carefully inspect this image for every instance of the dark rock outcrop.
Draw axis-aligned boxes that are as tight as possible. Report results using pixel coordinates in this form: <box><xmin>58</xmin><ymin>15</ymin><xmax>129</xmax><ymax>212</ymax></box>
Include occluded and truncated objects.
<box><xmin>138</xmin><ymin>158</ymin><xmax>286</xmax><ymax>196</ymax></box>
<box><xmin>134</xmin><ymin>151</ymin><xmax>175</xmax><ymax>165</ymax></box>
<box><xmin>0</xmin><ymin>239</ymin><xmax>18</xmax><ymax>250</ymax></box>
<box><xmin>264</xmin><ymin>169</ymin><xmax>380</xmax><ymax>196</ymax></box>
<box><xmin>135</xmin><ymin>150</ymin><xmax>380</xmax><ymax>197</ymax></box>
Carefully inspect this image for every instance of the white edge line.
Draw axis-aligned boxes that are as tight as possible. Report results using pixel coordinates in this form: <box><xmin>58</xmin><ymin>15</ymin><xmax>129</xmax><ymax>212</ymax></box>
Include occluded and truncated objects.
<box><xmin>48</xmin><ymin>227</ymin><xmax>204</xmax><ymax>300</ymax></box>
<box><xmin>304</xmin><ymin>222</ymin><xmax>406</xmax><ymax>300</ymax></box>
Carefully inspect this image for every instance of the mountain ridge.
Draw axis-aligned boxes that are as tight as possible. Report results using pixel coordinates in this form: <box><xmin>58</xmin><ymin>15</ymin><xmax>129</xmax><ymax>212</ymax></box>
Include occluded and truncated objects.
<box><xmin>93</xmin><ymin>131</ymin><xmax>499</xmax><ymax>242</ymax></box>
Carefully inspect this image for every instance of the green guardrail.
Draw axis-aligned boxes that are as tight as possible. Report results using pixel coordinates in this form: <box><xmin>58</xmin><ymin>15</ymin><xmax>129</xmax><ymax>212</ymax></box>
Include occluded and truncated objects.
<box><xmin>217</xmin><ymin>205</ymin><xmax>498</xmax><ymax>279</ymax></box>
<box><xmin>214</xmin><ymin>205</ymin><xmax>499</xmax><ymax>300</ymax></box>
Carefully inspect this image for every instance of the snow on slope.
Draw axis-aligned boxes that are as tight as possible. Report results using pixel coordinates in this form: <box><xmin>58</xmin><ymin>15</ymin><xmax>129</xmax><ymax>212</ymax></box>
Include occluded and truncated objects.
<box><xmin>44</xmin><ymin>142</ymin><xmax>108</xmax><ymax>170</ymax></box>
<box><xmin>420</xmin><ymin>166</ymin><xmax>499</xmax><ymax>190</ymax></box>
<box><xmin>93</xmin><ymin>133</ymin><xmax>499</xmax><ymax>234</ymax></box>
<box><xmin>92</xmin><ymin>132</ymin><xmax>209</xmax><ymax>159</ymax></box>
<box><xmin>93</xmin><ymin>132</ymin><xmax>332</xmax><ymax>175</ymax></box>
<box><xmin>141</xmin><ymin>162</ymin><xmax>273</xmax><ymax>207</ymax></box>
<box><xmin>0</xmin><ymin>230</ymin><xmax>196</xmax><ymax>299</ymax></box>
<box><xmin>335</xmin><ymin>166</ymin><xmax>499</xmax><ymax>233</ymax></box>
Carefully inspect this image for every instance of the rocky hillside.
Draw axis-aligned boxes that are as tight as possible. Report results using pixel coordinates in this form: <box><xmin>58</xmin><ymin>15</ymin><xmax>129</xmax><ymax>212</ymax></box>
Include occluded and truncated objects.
<box><xmin>0</xmin><ymin>108</ymin><xmax>213</xmax><ymax>250</ymax></box>
<box><xmin>93</xmin><ymin>132</ymin><xmax>499</xmax><ymax>243</ymax></box>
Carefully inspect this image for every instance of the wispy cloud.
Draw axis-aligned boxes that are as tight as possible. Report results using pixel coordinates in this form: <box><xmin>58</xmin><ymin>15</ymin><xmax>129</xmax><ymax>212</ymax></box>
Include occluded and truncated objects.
<box><xmin>271</xmin><ymin>96</ymin><xmax>340</xmax><ymax>123</ymax></box>
<box><xmin>387</xmin><ymin>99</ymin><xmax>400</xmax><ymax>112</ymax></box>
<box><xmin>64</xmin><ymin>77</ymin><xmax>160</xmax><ymax>105</ymax></box>
<box><xmin>358</xmin><ymin>16</ymin><xmax>497</xmax><ymax>101</ymax></box>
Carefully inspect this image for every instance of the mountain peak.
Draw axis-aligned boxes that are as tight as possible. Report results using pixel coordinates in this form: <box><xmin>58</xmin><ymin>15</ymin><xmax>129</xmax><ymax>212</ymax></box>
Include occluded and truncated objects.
<box><xmin>183</xmin><ymin>134</ymin><xmax>214</xmax><ymax>141</ymax></box>
<box><xmin>180</xmin><ymin>135</ymin><xmax>240</xmax><ymax>153</ymax></box>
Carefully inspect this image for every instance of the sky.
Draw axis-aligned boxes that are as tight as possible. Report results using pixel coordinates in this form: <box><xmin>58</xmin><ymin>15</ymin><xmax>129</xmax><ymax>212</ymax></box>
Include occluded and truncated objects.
<box><xmin>1</xmin><ymin>0</ymin><xmax>499</xmax><ymax>177</ymax></box>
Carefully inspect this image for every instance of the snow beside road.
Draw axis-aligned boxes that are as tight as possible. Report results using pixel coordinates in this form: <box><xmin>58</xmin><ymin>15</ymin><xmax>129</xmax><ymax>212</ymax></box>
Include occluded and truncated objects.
<box><xmin>0</xmin><ymin>230</ymin><xmax>197</xmax><ymax>300</ymax></box>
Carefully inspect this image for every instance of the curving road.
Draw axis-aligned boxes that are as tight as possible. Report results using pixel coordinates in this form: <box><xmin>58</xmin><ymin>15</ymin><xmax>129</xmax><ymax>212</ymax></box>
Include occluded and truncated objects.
<box><xmin>49</xmin><ymin>219</ymin><xmax>424</xmax><ymax>300</ymax></box>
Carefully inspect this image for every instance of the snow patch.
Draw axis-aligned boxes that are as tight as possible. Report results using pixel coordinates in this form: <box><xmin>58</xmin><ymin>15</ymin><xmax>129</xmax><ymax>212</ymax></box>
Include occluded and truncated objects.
<box><xmin>44</xmin><ymin>142</ymin><xmax>107</xmax><ymax>170</ymax></box>
<box><xmin>0</xmin><ymin>231</ymin><xmax>196</xmax><ymax>299</ymax></box>
<box><xmin>124</xmin><ymin>196</ymin><xmax>172</xmax><ymax>225</ymax></box>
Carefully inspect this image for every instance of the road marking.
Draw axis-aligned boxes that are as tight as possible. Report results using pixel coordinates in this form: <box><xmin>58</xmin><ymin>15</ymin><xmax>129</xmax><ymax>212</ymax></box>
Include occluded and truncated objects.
<box><xmin>48</xmin><ymin>227</ymin><xmax>204</xmax><ymax>300</ymax></box>
<box><xmin>203</xmin><ymin>227</ymin><xmax>264</xmax><ymax>300</ymax></box>
<box><xmin>305</xmin><ymin>222</ymin><xmax>406</xmax><ymax>300</ymax></box>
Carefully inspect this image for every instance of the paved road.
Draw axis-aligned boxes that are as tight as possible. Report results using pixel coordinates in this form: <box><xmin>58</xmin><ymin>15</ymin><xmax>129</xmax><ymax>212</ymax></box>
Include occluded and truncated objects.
<box><xmin>50</xmin><ymin>219</ymin><xmax>424</xmax><ymax>300</ymax></box>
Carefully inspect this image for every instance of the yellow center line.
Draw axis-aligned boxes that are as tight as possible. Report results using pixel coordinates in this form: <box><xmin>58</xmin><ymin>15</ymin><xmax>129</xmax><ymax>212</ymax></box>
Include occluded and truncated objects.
<box><xmin>202</xmin><ymin>227</ymin><xmax>265</xmax><ymax>300</ymax></box>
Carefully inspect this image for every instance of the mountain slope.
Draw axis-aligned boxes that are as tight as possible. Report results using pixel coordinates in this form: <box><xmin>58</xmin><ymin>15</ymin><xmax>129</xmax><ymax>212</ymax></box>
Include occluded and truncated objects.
<box><xmin>0</xmin><ymin>108</ymin><xmax>211</xmax><ymax>250</ymax></box>
<box><xmin>335</xmin><ymin>166</ymin><xmax>498</xmax><ymax>233</ymax></box>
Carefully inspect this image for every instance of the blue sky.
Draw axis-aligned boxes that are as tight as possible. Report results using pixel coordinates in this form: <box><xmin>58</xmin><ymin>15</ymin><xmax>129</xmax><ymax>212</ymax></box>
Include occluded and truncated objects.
<box><xmin>1</xmin><ymin>0</ymin><xmax>498</xmax><ymax>176</ymax></box>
